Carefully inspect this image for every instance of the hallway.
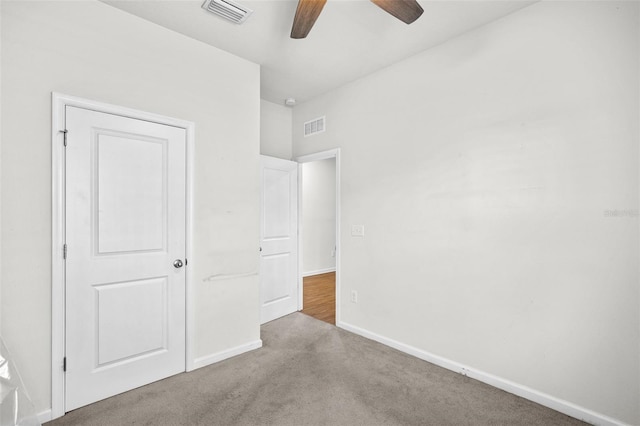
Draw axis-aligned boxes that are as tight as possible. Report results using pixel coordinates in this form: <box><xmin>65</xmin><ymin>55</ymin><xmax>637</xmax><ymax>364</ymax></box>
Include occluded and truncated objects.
<box><xmin>301</xmin><ymin>272</ymin><xmax>335</xmax><ymax>325</ymax></box>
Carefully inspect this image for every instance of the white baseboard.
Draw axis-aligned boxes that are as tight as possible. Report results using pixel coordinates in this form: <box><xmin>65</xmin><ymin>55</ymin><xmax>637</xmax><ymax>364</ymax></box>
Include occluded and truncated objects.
<box><xmin>337</xmin><ymin>321</ymin><xmax>629</xmax><ymax>426</ymax></box>
<box><xmin>302</xmin><ymin>268</ymin><xmax>336</xmax><ymax>277</ymax></box>
<box><xmin>191</xmin><ymin>339</ymin><xmax>263</xmax><ymax>371</ymax></box>
<box><xmin>37</xmin><ymin>408</ymin><xmax>53</xmax><ymax>424</ymax></box>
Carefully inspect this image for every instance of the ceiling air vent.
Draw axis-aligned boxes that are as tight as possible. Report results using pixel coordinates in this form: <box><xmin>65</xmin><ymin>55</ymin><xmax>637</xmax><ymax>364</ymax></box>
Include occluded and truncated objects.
<box><xmin>304</xmin><ymin>116</ymin><xmax>325</xmax><ymax>137</ymax></box>
<box><xmin>202</xmin><ymin>0</ymin><xmax>253</xmax><ymax>24</ymax></box>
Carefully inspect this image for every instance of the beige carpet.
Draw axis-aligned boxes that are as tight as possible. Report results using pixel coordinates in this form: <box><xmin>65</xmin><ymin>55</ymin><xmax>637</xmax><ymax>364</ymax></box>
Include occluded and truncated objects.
<box><xmin>48</xmin><ymin>313</ymin><xmax>587</xmax><ymax>426</ymax></box>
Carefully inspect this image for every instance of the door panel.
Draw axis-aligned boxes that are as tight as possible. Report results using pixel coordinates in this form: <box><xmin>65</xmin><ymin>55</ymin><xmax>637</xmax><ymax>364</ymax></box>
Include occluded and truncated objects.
<box><xmin>96</xmin><ymin>133</ymin><xmax>167</xmax><ymax>254</ymax></box>
<box><xmin>262</xmin><ymin>253</ymin><xmax>293</xmax><ymax>303</ymax></box>
<box><xmin>260</xmin><ymin>156</ymin><xmax>298</xmax><ymax>324</ymax></box>
<box><xmin>263</xmin><ymin>168</ymin><xmax>293</xmax><ymax>237</ymax></box>
<box><xmin>95</xmin><ymin>277</ymin><xmax>168</xmax><ymax>366</ymax></box>
<box><xmin>65</xmin><ymin>106</ymin><xmax>186</xmax><ymax>411</ymax></box>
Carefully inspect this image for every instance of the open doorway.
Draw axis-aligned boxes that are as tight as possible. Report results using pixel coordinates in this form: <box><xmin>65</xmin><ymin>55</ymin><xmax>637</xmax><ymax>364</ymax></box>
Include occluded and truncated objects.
<box><xmin>297</xmin><ymin>149</ymin><xmax>340</xmax><ymax>326</ymax></box>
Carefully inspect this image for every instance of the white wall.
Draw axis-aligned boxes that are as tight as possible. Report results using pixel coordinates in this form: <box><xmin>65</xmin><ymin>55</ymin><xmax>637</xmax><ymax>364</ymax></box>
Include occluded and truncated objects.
<box><xmin>302</xmin><ymin>158</ymin><xmax>336</xmax><ymax>275</ymax></box>
<box><xmin>293</xmin><ymin>2</ymin><xmax>639</xmax><ymax>424</ymax></box>
<box><xmin>0</xmin><ymin>1</ymin><xmax>3</xmax><ymax>332</ymax></box>
<box><xmin>260</xmin><ymin>99</ymin><xmax>292</xmax><ymax>160</ymax></box>
<box><xmin>1</xmin><ymin>0</ymin><xmax>260</xmax><ymax>416</ymax></box>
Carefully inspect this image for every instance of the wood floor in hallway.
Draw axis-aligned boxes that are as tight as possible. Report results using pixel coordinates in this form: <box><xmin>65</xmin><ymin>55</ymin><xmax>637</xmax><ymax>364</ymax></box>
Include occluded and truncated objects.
<box><xmin>301</xmin><ymin>272</ymin><xmax>335</xmax><ymax>325</ymax></box>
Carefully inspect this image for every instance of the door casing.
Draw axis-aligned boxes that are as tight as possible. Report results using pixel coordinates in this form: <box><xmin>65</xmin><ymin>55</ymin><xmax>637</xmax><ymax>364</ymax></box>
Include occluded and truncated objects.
<box><xmin>51</xmin><ymin>93</ymin><xmax>195</xmax><ymax>420</ymax></box>
<box><xmin>296</xmin><ymin>149</ymin><xmax>341</xmax><ymax>325</ymax></box>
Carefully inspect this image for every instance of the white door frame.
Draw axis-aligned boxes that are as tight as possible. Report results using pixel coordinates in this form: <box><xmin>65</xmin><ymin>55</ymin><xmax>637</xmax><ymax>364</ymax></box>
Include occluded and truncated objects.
<box><xmin>51</xmin><ymin>93</ymin><xmax>195</xmax><ymax>419</ymax></box>
<box><xmin>295</xmin><ymin>149</ymin><xmax>341</xmax><ymax>325</ymax></box>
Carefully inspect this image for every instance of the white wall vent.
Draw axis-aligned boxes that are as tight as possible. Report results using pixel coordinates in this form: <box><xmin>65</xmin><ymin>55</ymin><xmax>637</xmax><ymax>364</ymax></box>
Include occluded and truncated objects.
<box><xmin>304</xmin><ymin>116</ymin><xmax>326</xmax><ymax>137</ymax></box>
<box><xmin>202</xmin><ymin>0</ymin><xmax>253</xmax><ymax>24</ymax></box>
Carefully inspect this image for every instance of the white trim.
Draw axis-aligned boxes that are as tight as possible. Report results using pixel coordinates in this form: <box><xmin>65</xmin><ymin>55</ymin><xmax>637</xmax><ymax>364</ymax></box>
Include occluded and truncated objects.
<box><xmin>296</xmin><ymin>163</ymin><xmax>304</xmax><ymax>310</ymax></box>
<box><xmin>296</xmin><ymin>148</ymin><xmax>340</xmax><ymax>164</ymax></box>
<box><xmin>296</xmin><ymin>149</ymin><xmax>341</xmax><ymax>324</ymax></box>
<box><xmin>185</xmin><ymin>117</ymin><xmax>196</xmax><ymax>373</ymax></box>
<box><xmin>51</xmin><ymin>94</ymin><xmax>66</xmax><ymax>421</ymax></box>
<box><xmin>37</xmin><ymin>409</ymin><xmax>53</xmax><ymax>424</ymax></box>
<box><xmin>338</xmin><ymin>321</ymin><xmax>630</xmax><ymax>426</ymax></box>
<box><xmin>302</xmin><ymin>268</ymin><xmax>336</xmax><ymax>277</ymax></box>
<box><xmin>192</xmin><ymin>340</ymin><xmax>263</xmax><ymax>370</ymax></box>
<box><xmin>51</xmin><ymin>92</ymin><xmax>195</xmax><ymax>419</ymax></box>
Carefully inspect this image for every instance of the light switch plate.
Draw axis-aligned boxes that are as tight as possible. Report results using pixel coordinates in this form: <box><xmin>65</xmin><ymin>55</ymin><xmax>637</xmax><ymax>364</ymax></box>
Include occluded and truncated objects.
<box><xmin>351</xmin><ymin>225</ymin><xmax>365</xmax><ymax>237</ymax></box>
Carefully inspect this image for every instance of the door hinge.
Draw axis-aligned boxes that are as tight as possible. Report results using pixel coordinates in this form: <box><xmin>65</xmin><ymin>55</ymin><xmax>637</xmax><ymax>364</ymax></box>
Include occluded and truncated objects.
<box><xmin>63</xmin><ymin>244</ymin><xmax>67</xmax><ymax>260</ymax></box>
<box><xmin>63</xmin><ymin>357</ymin><xmax>67</xmax><ymax>372</ymax></box>
<box><xmin>60</xmin><ymin>129</ymin><xmax>68</xmax><ymax>147</ymax></box>
<box><xmin>185</xmin><ymin>258</ymin><xmax>188</xmax><ymax>266</ymax></box>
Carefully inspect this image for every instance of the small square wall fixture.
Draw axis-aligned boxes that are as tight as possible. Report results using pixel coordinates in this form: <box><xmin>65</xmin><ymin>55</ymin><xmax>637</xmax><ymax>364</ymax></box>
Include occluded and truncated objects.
<box><xmin>304</xmin><ymin>116</ymin><xmax>325</xmax><ymax>137</ymax></box>
<box><xmin>202</xmin><ymin>0</ymin><xmax>253</xmax><ymax>24</ymax></box>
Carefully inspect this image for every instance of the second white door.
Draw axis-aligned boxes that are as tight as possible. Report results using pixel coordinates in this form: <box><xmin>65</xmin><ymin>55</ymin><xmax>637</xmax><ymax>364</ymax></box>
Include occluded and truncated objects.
<box><xmin>260</xmin><ymin>156</ymin><xmax>299</xmax><ymax>324</ymax></box>
<box><xmin>65</xmin><ymin>106</ymin><xmax>187</xmax><ymax>411</ymax></box>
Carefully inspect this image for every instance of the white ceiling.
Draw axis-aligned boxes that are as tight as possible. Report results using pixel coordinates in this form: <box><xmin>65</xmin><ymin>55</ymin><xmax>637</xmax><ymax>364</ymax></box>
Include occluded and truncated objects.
<box><xmin>104</xmin><ymin>0</ymin><xmax>536</xmax><ymax>105</ymax></box>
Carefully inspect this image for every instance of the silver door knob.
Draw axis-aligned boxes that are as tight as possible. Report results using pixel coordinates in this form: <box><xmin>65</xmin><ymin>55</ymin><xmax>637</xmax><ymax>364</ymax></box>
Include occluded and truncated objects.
<box><xmin>173</xmin><ymin>259</ymin><xmax>184</xmax><ymax>269</ymax></box>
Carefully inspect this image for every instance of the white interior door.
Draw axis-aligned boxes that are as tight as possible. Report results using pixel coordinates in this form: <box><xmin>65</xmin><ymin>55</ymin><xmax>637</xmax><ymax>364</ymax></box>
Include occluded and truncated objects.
<box><xmin>65</xmin><ymin>106</ymin><xmax>186</xmax><ymax>411</ymax></box>
<box><xmin>260</xmin><ymin>156</ymin><xmax>298</xmax><ymax>324</ymax></box>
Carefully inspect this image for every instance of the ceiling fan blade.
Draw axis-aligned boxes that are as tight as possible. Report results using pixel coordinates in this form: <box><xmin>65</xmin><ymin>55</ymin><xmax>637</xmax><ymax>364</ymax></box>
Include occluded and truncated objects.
<box><xmin>370</xmin><ymin>0</ymin><xmax>424</xmax><ymax>24</ymax></box>
<box><xmin>291</xmin><ymin>0</ymin><xmax>327</xmax><ymax>39</ymax></box>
